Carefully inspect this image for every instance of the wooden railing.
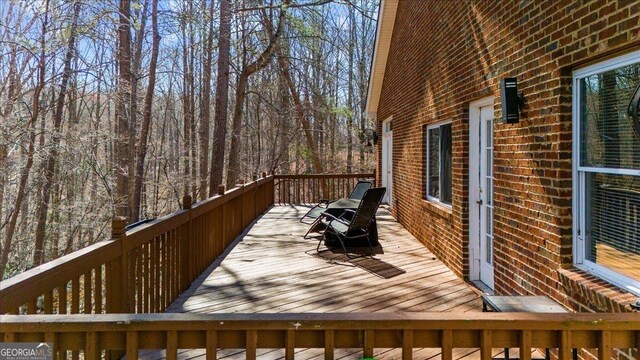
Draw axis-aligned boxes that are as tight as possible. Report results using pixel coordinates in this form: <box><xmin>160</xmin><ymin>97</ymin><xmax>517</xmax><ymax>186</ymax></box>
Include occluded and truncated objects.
<box><xmin>0</xmin><ymin>175</ymin><xmax>274</xmax><ymax>316</ymax></box>
<box><xmin>274</xmin><ymin>173</ymin><xmax>375</xmax><ymax>205</ymax></box>
<box><xmin>1</xmin><ymin>313</ymin><xmax>638</xmax><ymax>360</ymax></box>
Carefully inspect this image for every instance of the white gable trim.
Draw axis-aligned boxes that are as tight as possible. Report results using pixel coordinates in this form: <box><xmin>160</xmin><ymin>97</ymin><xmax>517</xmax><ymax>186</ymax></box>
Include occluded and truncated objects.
<box><xmin>365</xmin><ymin>0</ymin><xmax>398</xmax><ymax>120</ymax></box>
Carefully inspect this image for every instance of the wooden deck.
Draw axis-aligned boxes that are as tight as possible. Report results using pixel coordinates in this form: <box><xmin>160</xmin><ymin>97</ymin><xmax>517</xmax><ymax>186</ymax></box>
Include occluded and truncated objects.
<box><xmin>168</xmin><ymin>205</ymin><xmax>482</xmax><ymax>315</ymax></box>
<box><xmin>145</xmin><ymin>205</ymin><xmax>535</xmax><ymax>359</ymax></box>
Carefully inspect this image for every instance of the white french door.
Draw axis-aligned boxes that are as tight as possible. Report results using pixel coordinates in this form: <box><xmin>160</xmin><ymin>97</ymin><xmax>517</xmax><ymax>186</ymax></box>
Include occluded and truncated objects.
<box><xmin>469</xmin><ymin>99</ymin><xmax>494</xmax><ymax>290</ymax></box>
<box><xmin>381</xmin><ymin>118</ymin><xmax>393</xmax><ymax>205</ymax></box>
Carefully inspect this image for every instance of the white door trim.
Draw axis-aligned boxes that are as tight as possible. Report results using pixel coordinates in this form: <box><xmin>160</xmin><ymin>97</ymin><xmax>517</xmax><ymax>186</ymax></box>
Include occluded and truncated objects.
<box><xmin>381</xmin><ymin>116</ymin><xmax>393</xmax><ymax>205</ymax></box>
<box><xmin>468</xmin><ymin>97</ymin><xmax>494</xmax><ymax>289</ymax></box>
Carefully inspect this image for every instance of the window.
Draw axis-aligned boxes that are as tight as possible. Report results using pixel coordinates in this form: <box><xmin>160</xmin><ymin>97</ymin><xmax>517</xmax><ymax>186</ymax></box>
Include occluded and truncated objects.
<box><xmin>573</xmin><ymin>50</ymin><xmax>640</xmax><ymax>295</ymax></box>
<box><xmin>426</xmin><ymin>121</ymin><xmax>452</xmax><ymax>205</ymax></box>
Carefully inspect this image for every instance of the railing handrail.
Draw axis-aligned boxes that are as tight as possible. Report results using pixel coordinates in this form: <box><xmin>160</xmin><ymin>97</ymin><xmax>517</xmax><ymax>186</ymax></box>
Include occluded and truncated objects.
<box><xmin>1</xmin><ymin>312</ymin><xmax>638</xmax><ymax>360</ymax></box>
<box><xmin>0</xmin><ymin>175</ymin><xmax>275</xmax><ymax>314</ymax></box>
<box><xmin>274</xmin><ymin>173</ymin><xmax>374</xmax><ymax>179</ymax></box>
<box><xmin>2</xmin><ymin>312</ymin><xmax>639</xmax><ymax>329</ymax></box>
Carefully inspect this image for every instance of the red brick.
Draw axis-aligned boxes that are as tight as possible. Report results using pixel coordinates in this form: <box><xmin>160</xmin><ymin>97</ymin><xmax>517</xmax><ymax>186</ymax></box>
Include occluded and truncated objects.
<box><xmin>374</xmin><ymin>0</ymin><xmax>639</xmax><ymax>320</ymax></box>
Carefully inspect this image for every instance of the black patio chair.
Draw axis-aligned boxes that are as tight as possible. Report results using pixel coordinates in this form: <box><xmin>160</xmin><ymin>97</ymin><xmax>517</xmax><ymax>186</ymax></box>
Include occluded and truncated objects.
<box><xmin>299</xmin><ymin>179</ymin><xmax>372</xmax><ymax>224</ymax></box>
<box><xmin>316</xmin><ymin>187</ymin><xmax>386</xmax><ymax>259</ymax></box>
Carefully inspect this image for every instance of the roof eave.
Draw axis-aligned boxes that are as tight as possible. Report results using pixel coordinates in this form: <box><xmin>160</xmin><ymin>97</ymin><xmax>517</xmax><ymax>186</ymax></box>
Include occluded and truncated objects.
<box><xmin>365</xmin><ymin>0</ymin><xmax>398</xmax><ymax>120</ymax></box>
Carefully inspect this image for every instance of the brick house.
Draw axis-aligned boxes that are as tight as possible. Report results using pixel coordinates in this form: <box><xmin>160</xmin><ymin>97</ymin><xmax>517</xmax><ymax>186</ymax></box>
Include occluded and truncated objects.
<box><xmin>366</xmin><ymin>0</ymin><xmax>640</xmax><ymax>313</ymax></box>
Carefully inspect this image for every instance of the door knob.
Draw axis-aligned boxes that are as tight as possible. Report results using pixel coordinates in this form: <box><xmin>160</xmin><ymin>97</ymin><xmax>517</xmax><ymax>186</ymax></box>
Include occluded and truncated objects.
<box><xmin>476</xmin><ymin>199</ymin><xmax>483</xmax><ymax>205</ymax></box>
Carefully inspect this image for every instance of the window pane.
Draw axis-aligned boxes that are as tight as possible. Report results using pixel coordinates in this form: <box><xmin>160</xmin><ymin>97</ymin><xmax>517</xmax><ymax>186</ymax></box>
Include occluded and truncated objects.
<box><xmin>586</xmin><ymin>172</ymin><xmax>640</xmax><ymax>281</ymax></box>
<box><xmin>440</xmin><ymin>123</ymin><xmax>452</xmax><ymax>204</ymax></box>
<box><xmin>579</xmin><ymin>64</ymin><xmax>640</xmax><ymax>169</ymax></box>
<box><xmin>428</xmin><ymin>128</ymin><xmax>440</xmax><ymax>198</ymax></box>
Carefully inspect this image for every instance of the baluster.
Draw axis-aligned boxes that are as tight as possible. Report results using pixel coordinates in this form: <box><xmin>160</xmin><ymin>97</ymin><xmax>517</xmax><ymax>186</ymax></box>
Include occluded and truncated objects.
<box><xmin>246</xmin><ymin>330</ymin><xmax>257</xmax><ymax>360</ymax></box>
<box><xmin>166</xmin><ymin>330</ymin><xmax>178</xmax><ymax>360</ymax></box>
<box><xmin>83</xmin><ymin>271</ymin><xmax>92</xmax><ymax>314</ymax></box>
<box><xmin>85</xmin><ymin>332</ymin><xmax>98</xmax><ymax>360</ymax></box>
<box><xmin>324</xmin><ymin>330</ymin><xmax>335</xmax><ymax>360</ymax></box>
<box><xmin>136</xmin><ymin>247</ymin><xmax>142</xmax><ymax>313</ymax></box>
<box><xmin>153</xmin><ymin>238</ymin><xmax>160</xmax><ymax>312</ymax></box>
<box><xmin>126</xmin><ymin>331</ymin><xmax>139</xmax><ymax>360</ymax></box>
<box><xmin>162</xmin><ymin>232</ymin><xmax>168</xmax><ymax>309</ymax></box>
<box><xmin>71</xmin><ymin>277</ymin><xmax>80</xmax><ymax>314</ymax></box>
<box><xmin>145</xmin><ymin>243</ymin><xmax>151</xmax><ymax>313</ymax></box>
<box><xmin>206</xmin><ymin>330</ymin><xmax>217</xmax><ymax>360</ymax></box>
<box><xmin>480</xmin><ymin>329</ymin><xmax>492</xmax><ymax>360</ymax></box>
<box><xmin>519</xmin><ymin>330</ymin><xmax>531</xmax><ymax>360</ymax></box>
<box><xmin>560</xmin><ymin>330</ymin><xmax>571</xmax><ymax>360</ymax></box>
<box><xmin>285</xmin><ymin>330</ymin><xmax>295</xmax><ymax>360</ymax></box>
<box><xmin>27</xmin><ymin>298</ymin><xmax>37</xmax><ymax>314</ymax></box>
<box><xmin>59</xmin><ymin>283</ymin><xmax>68</xmax><ymax>314</ymax></box>
<box><xmin>44</xmin><ymin>290</ymin><xmax>53</xmax><ymax>314</ymax></box>
<box><xmin>364</xmin><ymin>329</ymin><xmax>374</xmax><ymax>358</ymax></box>
<box><xmin>597</xmin><ymin>330</ymin><xmax>611</xmax><ymax>360</ymax></box>
<box><xmin>441</xmin><ymin>329</ymin><xmax>453</xmax><ymax>360</ymax></box>
<box><xmin>402</xmin><ymin>329</ymin><xmax>413</xmax><ymax>360</ymax></box>
<box><xmin>94</xmin><ymin>265</ymin><xmax>102</xmax><ymax>313</ymax></box>
<box><xmin>45</xmin><ymin>332</ymin><xmax>57</xmax><ymax>360</ymax></box>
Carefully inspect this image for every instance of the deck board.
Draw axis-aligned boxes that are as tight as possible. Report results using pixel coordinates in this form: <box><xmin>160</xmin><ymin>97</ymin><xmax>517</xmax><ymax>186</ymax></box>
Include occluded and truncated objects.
<box><xmin>168</xmin><ymin>205</ymin><xmax>482</xmax><ymax>315</ymax></box>
<box><xmin>145</xmin><ymin>205</ymin><xmax>537</xmax><ymax>359</ymax></box>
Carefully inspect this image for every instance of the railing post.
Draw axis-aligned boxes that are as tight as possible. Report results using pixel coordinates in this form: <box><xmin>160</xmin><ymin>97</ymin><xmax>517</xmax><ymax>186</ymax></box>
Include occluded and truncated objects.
<box><xmin>261</xmin><ymin>172</ymin><xmax>268</xmax><ymax>211</ymax></box>
<box><xmin>182</xmin><ymin>195</ymin><xmax>193</xmax><ymax>290</ymax></box>
<box><xmin>219</xmin><ymin>185</ymin><xmax>228</xmax><ymax>248</ymax></box>
<box><xmin>108</xmin><ymin>216</ymin><xmax>128</xmax><ymax>313</ymax></box>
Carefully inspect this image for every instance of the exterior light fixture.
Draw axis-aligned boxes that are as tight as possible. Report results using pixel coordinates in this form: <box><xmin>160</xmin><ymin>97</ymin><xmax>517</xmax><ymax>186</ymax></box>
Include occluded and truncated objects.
<box><xmin>362</xmin><ymin>128</ymin><xmax>378</xmax><ymax>146</ymax></box>
<box><xmin>628</xmin><ymin>82</ymin><xmax>640</xmax><ymax>138</ymax></box>
<box><xmin>501</xmin><ymin>77</ymin><xmax>525</xmax><ymax>124</ymax></box>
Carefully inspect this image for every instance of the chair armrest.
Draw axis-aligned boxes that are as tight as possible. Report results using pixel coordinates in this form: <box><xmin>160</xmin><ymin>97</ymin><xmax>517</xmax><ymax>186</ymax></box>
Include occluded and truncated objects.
<box><xmin>338</xmin><ymin>209</ymin><xmax>356</xmax><ymax>220</ymax></box>
<box><xmin>321</xmin><ymin>212</ymin><xmax>351</xmax><ymax>227</ymax></box>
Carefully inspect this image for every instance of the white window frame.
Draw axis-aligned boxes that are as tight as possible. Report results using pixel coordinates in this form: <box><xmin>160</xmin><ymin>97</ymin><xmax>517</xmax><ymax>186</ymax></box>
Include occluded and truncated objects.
<box><xmin>426</xmin><ymin>120</ymin><xmax>453</xmax><ymax>207</ymax></box>
<box><xmin>572</xmin><ymin>49</ymin><xmax>640</xmax><ymax>296</ymax></box>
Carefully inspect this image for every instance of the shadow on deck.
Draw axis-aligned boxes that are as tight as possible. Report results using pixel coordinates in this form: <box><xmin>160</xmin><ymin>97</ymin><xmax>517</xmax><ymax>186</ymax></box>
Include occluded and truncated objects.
<box><xmin>168</xmin><ymin>205</ymin><xmax>482</xmax><ymax>315</ymax></box>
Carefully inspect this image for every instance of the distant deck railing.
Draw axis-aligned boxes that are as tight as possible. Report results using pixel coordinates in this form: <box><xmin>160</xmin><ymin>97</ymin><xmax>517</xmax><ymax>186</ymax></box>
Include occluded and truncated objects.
<box><xmin>274</xmin><ymin>173</ymin><xmax>375</xmax><ymax>205</ymax></box>
<box><xmin>1</xmin><ymin>313</ymin><xmax>638</xmax><ymax>360</ymax></box>
<box><xmin>0</xmin><ymin>175</ymin><xmax>274</xmax><ymax>316</ymax></box>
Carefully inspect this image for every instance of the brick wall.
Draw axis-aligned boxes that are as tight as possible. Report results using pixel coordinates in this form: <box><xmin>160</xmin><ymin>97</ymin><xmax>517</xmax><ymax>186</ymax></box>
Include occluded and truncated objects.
<box><xmin>375</xmin><ymin>0</ymin><xmax>639</xmax><ymax>314</ymax></box>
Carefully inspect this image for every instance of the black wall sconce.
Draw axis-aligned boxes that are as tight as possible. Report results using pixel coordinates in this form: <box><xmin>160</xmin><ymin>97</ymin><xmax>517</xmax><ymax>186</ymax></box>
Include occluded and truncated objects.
<box><xmin>629</xmin><ymin>82</ymin><xmax>640</xmax><ymax>138</ymax></box>
<box><xmin>501</xmin><ymin>77</ymin><xmax>525</xmax><ymax>124</ymax></box>
<box><xmin>362</xmin><ymin>128</ymin><xmax>378</xmax><ymax>147</ymax></box>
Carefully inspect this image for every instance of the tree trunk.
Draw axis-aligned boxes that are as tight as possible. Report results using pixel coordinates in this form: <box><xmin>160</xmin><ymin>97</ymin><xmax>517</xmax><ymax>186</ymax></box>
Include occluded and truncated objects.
<box><xmin>132</xmin><ymin>0</ymin><xmax>160</xmax><ymax>221</ymax></box>
<box><xmin>226</xmin><ymin>4</ymin><xmax>287</xmax><ymax>188</ymax></box>
<box><xmin>198</xmin><ymin>0</ymin><xmax>214</xmax><ymax>200</ymax></box>
<box><xmin>209</xmin><ymin>0</ymin><xmax>232</xmax><ymax>195</ymax></box>
<box><xmin>226</xmin><ymin>73</ymin><xmax>249</xmax><ymax>187</ymax></box>
<box><xmin>0</xmin><ymin>0</ymin><xmax>49</xmax><ymax>277</ymax></box>
<box><xmin>115</xmin><ymin>0</ymin><xmax>133</xmax><ymax>219</ymax></box>
<box><xmin>346</xmin><ymin>5</ymin><xmax>355</xmax><ymax>173</ymax></box>
<box><xmin>32</xmin><ymin>0</ymin><xmax>81</xmax><ymax>266</ymax></box>
<box><xmin>271</xmin><ymin>34</ymin><xmax>323</xmax><ymax>173</ymax></box>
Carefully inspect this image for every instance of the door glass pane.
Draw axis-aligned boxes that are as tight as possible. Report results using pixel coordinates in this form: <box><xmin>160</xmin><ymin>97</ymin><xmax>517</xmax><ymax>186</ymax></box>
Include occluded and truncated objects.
<box><xmin>486</xmin><ymin>207</ymin><xmax>492</xmax><ymax>236</ymax></box>
<box><xmin>585</xmin><ymin>172</ymin><xmax>640</xmax><ymax>281</ymax></box>
<box><xmin>486</xmin><ymin>148</ymin><xmax>492</xmax><ymax>177</ymax></box>
<box><xmin>486</xmin><ymin>118</ymin><xmax>493</xmax><ymax>147</ymax></box>
<box><xmin>579</xmin><ymin>64</ymin><xmax>640</xmax><ymax>169</ymax></box>
<box><xmin>486</xmin><ymin>234</ymin><xmax>493</xmax><ymax>264</ymax></box>
<box><xmin>486</xmin><ymin>178</ymin><xmax>492</xmax><ymax>206</ymax></box>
